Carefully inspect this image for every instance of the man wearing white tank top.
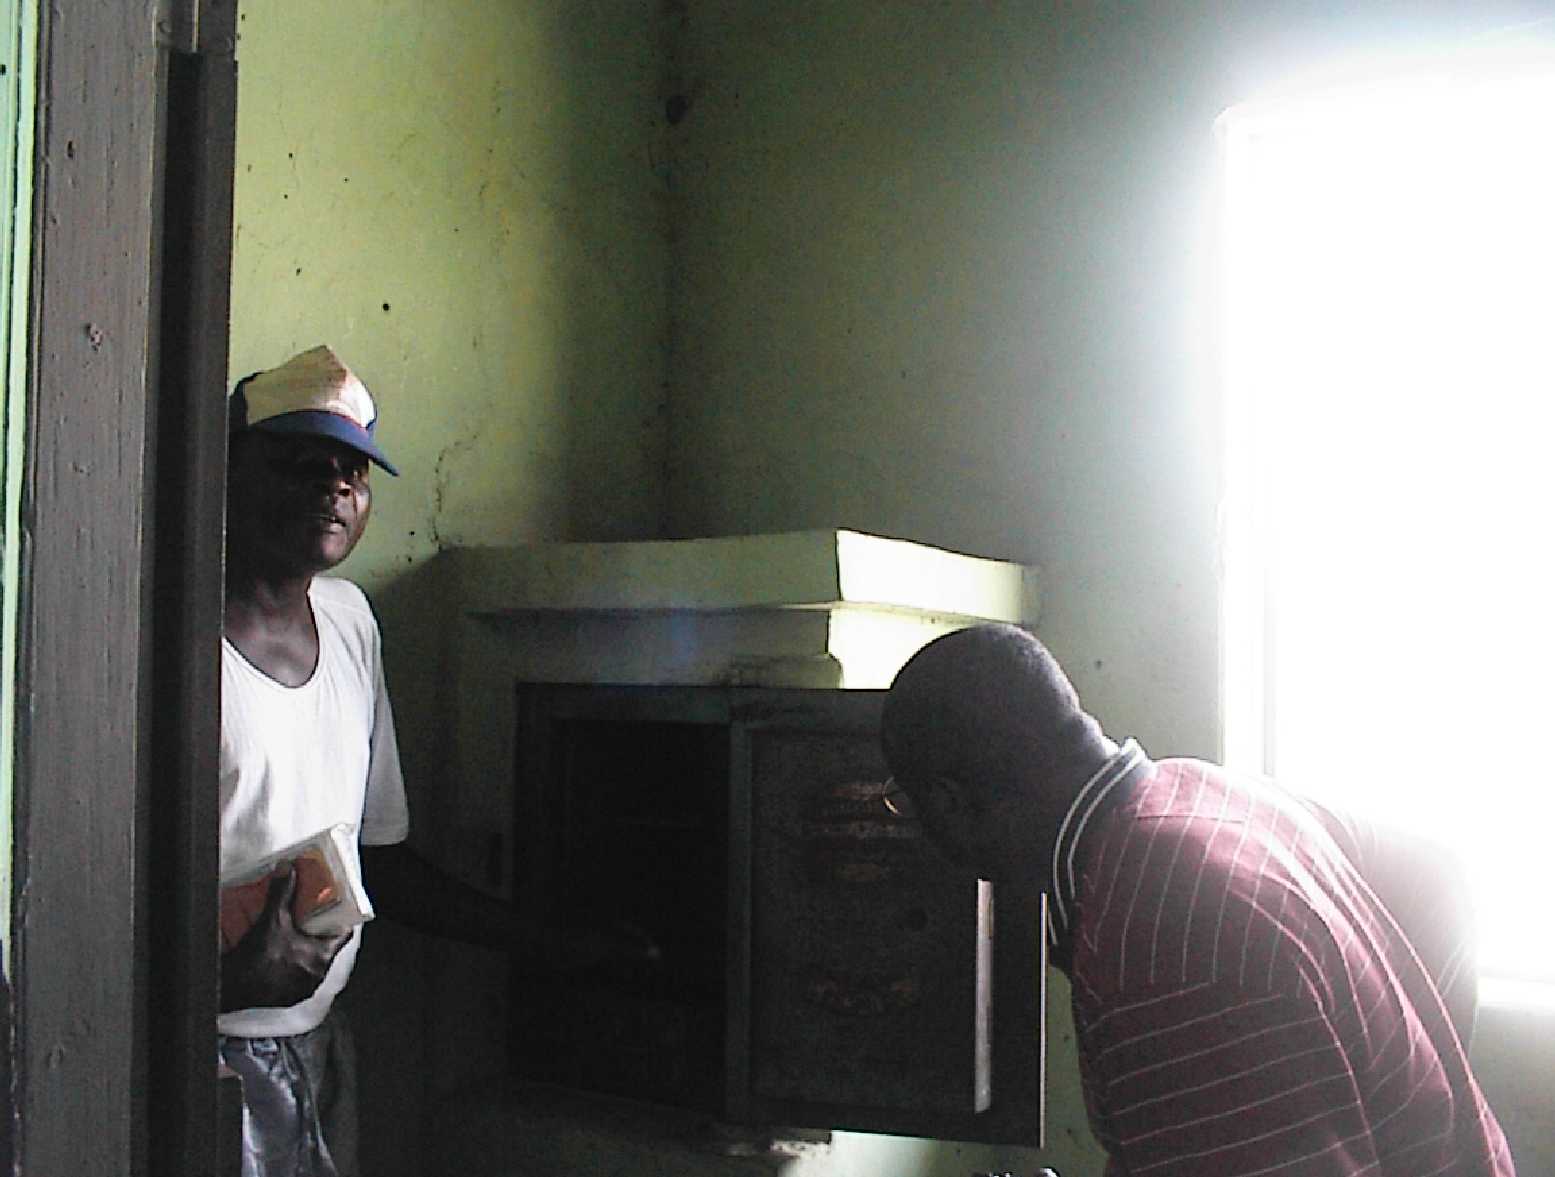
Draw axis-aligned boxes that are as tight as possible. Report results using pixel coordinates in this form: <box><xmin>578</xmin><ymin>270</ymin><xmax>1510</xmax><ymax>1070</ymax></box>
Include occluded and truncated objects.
<box><xmin>218</xmin><ymin>347</ymin><xmax>653</xmax><ymax>1177</ymax></box>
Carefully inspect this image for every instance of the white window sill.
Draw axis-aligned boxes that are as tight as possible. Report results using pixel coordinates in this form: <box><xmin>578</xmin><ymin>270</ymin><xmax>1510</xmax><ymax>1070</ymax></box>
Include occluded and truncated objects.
<box><xmin>1479</xmin><ymin>976</ymin><xmax>1555</xmax><ymax>1016</ymax></box>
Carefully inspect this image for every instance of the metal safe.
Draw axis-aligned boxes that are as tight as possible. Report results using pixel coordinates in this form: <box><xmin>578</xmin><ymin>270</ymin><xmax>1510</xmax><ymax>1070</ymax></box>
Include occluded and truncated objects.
<box><xmin>507</xmin><ymin>683</ymin><xmax>1047</xmax><ymax>1146</ymax></box>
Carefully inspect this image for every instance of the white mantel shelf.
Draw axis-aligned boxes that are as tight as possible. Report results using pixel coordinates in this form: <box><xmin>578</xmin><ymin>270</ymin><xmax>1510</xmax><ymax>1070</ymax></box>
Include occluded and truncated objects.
<box><xmin>448</xmin><ymin>529</ymin><xmax>1040</xmax><ymax>623</ymax></box>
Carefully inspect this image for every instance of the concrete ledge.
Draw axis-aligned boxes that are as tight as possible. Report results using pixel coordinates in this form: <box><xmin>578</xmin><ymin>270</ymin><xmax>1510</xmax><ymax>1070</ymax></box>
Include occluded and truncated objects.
<box><xmin>449</xmin><ymin>530</ymin><xmax>1039</xmax><ymax>623</ymax></box>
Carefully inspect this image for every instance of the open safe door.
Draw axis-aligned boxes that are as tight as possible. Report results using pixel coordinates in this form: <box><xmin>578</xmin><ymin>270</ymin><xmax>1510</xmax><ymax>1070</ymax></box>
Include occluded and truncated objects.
<box><xmin>729</xmin><ymin>689</ymin><xmax>1046</xmax><ymax>1147</ymax></box>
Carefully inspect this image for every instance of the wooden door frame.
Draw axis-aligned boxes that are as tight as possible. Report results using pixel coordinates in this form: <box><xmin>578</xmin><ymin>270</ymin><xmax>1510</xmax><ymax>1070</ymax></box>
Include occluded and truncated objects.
<box><xmin>10</xmin><ymin>2</ymin><xmax>235</xmax><ymax>1172</ymax></box>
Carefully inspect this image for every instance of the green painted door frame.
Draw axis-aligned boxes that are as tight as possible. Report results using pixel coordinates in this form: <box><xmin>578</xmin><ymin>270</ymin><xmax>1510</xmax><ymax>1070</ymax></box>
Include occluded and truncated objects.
<box><xmin>0</xmin><ymin>0</ymin><xmax>37</xmax><ymax>982</ymax></box>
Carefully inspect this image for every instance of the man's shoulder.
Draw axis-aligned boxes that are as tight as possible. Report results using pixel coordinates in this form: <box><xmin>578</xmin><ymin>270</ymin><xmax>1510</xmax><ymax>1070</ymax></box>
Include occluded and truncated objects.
<box><xmin>309</xmin><ymin>576</ymin><xmax>380</xmax><ymax>642</ymax></box>
<box><xmin>309</xmin><ymin>575</ymin><xmax>373</xmax><ymax>615</ymax></box>
<box><xmin>1077</xmin><ymin>758</ymin><xmax>1343</xmax><ymax>993</ymax></box>
<box><xmin>1130</xmin><ymin>758</ymin><xmax>1314</xmax><ymax>826</ymax></box>
<box><xmin>1099</xmin><ymin>758</ymin><xmax>1334</xmax><ymax>923</ymax></box>
<box><xmin>1128</xmin><ymin>757</ymin><xmax>1237</xmax><ymax>820</ymax></box>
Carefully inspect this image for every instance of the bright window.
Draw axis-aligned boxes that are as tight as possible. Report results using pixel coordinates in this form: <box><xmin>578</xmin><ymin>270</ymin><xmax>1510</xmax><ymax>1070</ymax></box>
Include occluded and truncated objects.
<box><xmin>1218</xmin><ymin>58</ymin><xmax>1555</xmax><ymax>986</ymax></box>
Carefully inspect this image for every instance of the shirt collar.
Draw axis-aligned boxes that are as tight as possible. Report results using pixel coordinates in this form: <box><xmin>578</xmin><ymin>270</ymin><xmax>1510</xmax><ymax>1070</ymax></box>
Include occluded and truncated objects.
<box><xmin>1047</xmin><ymin>738</ymin><xmax>1151</xmax><ymax>954</ymax></box>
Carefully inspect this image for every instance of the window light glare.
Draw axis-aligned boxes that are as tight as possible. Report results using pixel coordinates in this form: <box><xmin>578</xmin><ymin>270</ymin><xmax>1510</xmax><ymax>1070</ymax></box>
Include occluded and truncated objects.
<box><xmin>1220</xmin><ymin>63</ymin><xmax>1555</xmax><ymax>983</ymax></box>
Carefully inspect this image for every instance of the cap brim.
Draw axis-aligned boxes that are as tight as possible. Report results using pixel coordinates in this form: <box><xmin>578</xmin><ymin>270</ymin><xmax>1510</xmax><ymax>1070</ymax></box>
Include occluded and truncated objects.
<box><xmin>253</xmin><ymin>411</ymin><xmax>400</xmax><ymax>476</ymax></box>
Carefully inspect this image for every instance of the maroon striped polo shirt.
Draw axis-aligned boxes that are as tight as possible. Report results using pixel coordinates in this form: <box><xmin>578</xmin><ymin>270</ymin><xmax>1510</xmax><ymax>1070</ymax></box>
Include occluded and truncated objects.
<box><xmin>1051</xmin><ymin>745</ymin><xmax>1515</xmax><ymax>1176</ymax></box>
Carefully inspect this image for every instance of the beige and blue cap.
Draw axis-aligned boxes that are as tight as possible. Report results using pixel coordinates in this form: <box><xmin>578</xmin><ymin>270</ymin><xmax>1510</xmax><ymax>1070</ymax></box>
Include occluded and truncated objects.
<box><xmin>229</xmin><ymin>344</ymin><xmax>398</xmax><ymax>475</ymax></box>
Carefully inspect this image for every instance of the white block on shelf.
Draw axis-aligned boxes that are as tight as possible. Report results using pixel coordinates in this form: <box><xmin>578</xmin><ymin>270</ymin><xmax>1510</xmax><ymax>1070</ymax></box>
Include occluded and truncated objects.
<box><xmin>451</xmin><ymin>529</ymin><xmax>1039</xmax><ymax>624</ymax></box>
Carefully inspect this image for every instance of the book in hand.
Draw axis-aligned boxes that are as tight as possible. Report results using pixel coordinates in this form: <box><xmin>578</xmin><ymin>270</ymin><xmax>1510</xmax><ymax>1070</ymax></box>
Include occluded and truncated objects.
<box><xmin>219</xmin><ymin>824</ymin><xmax>374</xmax><ymax>952</ymax></box>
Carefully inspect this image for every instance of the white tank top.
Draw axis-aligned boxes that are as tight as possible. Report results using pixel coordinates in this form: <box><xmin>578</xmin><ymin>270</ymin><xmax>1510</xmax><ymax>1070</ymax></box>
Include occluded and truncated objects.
<box><xmin>217</xmin><ymin>576</ymin><xmax>409</xmax><ymax>1038</ymax></box>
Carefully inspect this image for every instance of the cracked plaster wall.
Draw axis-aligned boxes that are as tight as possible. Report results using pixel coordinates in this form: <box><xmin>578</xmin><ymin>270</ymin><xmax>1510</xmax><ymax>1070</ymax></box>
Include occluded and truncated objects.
<box><xmin>229</xmin><ymin>0</ymin><xmax>671</xmax><ymax>599</ymax></box>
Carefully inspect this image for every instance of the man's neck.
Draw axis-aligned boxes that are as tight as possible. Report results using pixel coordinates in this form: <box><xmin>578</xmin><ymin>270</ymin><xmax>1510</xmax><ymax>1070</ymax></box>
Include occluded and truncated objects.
<box><xmin>223</xmin><ymin>566</ymin><xmax>320</xmax><ymax>687</ymax></box>
<box><xmin>224</xmin><ymin>562</ymin><xmax>313</xmax><ymax>629</ymax></box>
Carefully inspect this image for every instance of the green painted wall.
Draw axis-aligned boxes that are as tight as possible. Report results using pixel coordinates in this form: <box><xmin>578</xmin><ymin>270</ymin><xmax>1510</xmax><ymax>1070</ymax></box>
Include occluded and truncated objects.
<box><xmin>230</xmin><ymin>0</ymin><xmax>671</xmax><ymax>596</ymax></box>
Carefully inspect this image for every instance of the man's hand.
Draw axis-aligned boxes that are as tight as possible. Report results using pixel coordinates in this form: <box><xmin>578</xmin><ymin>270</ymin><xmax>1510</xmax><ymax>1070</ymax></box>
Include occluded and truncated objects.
<box><xmin>220</xmin><ymin>863</ymin><xmax>350</xmax><ymax>1013</ymax></box>
<box><xmin>356</xmin><ymin>842</ymin><xmax>664</xmax><ymax>980</ymax></box>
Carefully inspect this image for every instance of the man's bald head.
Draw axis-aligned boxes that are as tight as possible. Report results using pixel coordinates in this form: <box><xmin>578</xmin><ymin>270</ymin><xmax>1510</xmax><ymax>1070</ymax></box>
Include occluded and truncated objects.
<box><xmin>882</xmin><ymin>624</ymin><xmax>1112</xmax><ymax>816</ymax></box>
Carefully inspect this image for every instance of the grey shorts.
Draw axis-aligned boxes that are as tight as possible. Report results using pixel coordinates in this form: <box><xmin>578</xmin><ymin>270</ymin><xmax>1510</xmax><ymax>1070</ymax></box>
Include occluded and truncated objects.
<box><xmin>219</xmin><ymin>1006</ymin><xmax>359</xmax><ymax>1177</ymax></box>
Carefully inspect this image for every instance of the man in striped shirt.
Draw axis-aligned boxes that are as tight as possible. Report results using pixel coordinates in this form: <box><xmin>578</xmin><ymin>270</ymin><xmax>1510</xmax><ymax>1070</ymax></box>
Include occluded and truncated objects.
<box><xmin>881</xmin><ymin>624</ymin><xmax>1514</xmax><ymax>1176</ymax></box>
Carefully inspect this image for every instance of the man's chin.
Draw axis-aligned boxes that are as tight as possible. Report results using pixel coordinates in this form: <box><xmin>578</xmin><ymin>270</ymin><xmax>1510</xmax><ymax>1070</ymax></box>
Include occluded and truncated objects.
<box><xmin>307</xmin><ymin>536</ymin><xmax>362</xmax><ymax>572</ymax></box>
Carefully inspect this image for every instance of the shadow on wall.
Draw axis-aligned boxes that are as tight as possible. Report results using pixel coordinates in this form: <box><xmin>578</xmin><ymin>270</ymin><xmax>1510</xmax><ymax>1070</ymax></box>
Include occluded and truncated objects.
<box><xmin>345</xmin><ymin>553</ymin><xmax>459</xmax><ymax>1177</ymax></box>
<box><xmin>349</xmin><ymin>550</ymin><xmax>532</xmax><ymax>1175</ymax></box>
<box><xmin>345</xmin><ymin>550</ymin><xmax>514</xmax><ymax>1175</ymax></box>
